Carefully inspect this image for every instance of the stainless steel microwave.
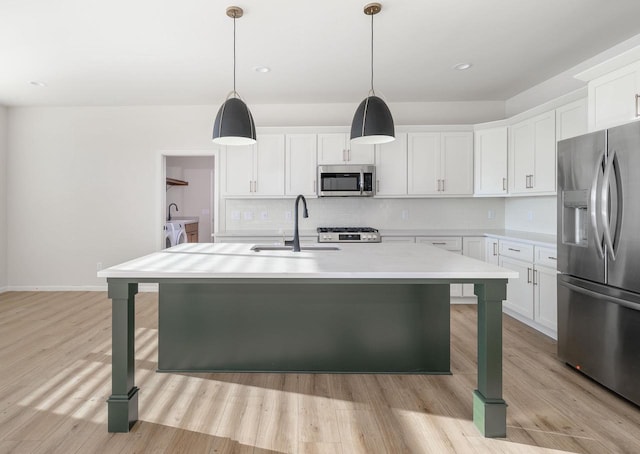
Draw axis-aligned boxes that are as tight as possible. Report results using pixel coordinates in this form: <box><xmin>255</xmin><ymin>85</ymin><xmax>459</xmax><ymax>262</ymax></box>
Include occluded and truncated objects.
<box><xmin>317</xmin><ymin>165</ymin><xmax>376</xmax><ymax>197</ymax></box>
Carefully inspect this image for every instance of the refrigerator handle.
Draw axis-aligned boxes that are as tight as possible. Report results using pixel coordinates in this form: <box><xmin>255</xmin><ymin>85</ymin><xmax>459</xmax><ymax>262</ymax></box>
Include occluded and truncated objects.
<box><xmin>602</xmin><ymin>149</ymin><xmax>616</xmax><ymax>261</ymax></box>
<box><xmin>590</xmin><ymin>149</ymin><xmax>606</xmax><ymax>259</ymax></box>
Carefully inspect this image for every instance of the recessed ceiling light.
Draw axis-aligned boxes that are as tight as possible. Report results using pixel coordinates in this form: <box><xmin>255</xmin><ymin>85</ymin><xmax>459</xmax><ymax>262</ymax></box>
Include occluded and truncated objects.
<box><xmin>253</xmin><ymin>66</ymin><xmax>270</xmax><ymax>73</ymax></box>
<box><xmin>29</xmin><ymin>80</ymin><xmax>47</xmax><ymax>87</ymax></box>
<box><xmin>453</xmin><ymin>63</ymin><xmax>472</xmax><ymax>71</ymax></box>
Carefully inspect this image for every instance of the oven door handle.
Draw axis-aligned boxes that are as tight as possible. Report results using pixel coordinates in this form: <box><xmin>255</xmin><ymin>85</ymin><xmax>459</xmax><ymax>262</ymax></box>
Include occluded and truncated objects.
<box><xmin>359</xmin><ymin>171</ymin><xmax>364</xmax><ymax>195</ymax></box>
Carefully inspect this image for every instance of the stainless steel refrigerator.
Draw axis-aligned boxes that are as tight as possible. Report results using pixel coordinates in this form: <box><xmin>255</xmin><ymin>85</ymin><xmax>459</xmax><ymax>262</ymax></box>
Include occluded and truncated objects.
<box><xmin>557</xmin><ymin>121</ymin><xmax>640</xmax><ymax>407</ymax></box>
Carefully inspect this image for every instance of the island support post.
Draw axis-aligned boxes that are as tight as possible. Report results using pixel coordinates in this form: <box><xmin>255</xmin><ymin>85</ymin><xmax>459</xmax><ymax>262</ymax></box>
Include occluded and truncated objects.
<box><xmin>473</xmin><ymin>280</ymin><xmax>508</xmax><ymax>437</ymax></box>
<box><xmin>106</xmin><ymin>280</ymin><xmax>139</xmax><ymax>432</ymax></box>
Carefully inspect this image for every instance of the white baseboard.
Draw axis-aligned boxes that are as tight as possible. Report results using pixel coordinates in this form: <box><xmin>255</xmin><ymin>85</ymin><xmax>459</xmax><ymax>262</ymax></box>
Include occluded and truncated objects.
<box><xmin>5</xmin><ymin>283</ymin><xmax>159</xmax><ymax>293</ymax></box>
<box><xmin>502</xmin><ymin>307</ymin><xmax>557</xmax><ymax>340</ymax></box>
<box><xmin>450</xmin><ymin>296</ymin><xmax>477</xmax><ymax>305</ymax></box>
<box><xmin>0</xmin><ymin>286</ymin><xmax>8</xmax><ymax>294</ymax></box>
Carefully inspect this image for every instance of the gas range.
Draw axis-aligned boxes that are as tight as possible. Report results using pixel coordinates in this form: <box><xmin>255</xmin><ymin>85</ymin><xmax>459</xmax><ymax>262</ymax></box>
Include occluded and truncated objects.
<box><xmin>317</xmin><ymin>227</ymin><xmax>381</xmax><ymax>243</ymax></box>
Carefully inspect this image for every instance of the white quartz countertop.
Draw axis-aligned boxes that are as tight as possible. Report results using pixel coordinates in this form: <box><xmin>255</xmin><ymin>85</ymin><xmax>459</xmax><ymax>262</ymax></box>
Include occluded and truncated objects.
<box><xmin>97</xmin><ymin>242</ymin><xmax>518</xmax><ymax>280</ymax></box>
<box><xmin>213</xmin><ymin>229</ymin><xmax>556</xmax><ymax>248</ymax></box>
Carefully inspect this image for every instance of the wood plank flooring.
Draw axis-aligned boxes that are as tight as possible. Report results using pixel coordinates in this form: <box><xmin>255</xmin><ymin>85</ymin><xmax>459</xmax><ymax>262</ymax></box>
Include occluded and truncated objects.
<box><xmin>1</xmin><ymin>291</ymin><xmax>639</xmax><ymax>453</ymax></box>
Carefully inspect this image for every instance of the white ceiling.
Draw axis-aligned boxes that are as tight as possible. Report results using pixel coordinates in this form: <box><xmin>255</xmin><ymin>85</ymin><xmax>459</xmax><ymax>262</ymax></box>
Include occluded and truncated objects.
<box><xmin>2</xmin><ymin>0</ymin><xmax>640</xmax><ymax>107</ymax></box>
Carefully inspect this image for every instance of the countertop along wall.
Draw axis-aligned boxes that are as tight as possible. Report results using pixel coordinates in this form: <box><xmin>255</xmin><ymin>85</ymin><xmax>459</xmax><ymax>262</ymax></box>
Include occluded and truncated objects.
<box><xmin>5</xmin><ymin>101</ymin><xmax>504</xmax><ymax>290</ymax></box>
<box><xmin>0</xmin><ymin>106</ymin><xmax>7</xmax><ymax>291</ymax></box>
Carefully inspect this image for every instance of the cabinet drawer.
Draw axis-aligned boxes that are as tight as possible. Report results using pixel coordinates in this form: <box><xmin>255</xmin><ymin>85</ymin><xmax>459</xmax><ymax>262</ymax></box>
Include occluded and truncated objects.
<box><xmin>381</xmin><ymin>236</ymin><xmax>416</xmax><ymax>243</ymax></box>
<box><xmin>416</xmin><ymin>236</ymin><xmax>462</xmax><ymax>251</ymax></box>
<box><xmin>535</xmin><ymin>246</ymin><xmax>558</xmax><ymax>268</ymax></box>
<box><xmin>499</xmin><ymin>240</ymin><xmax>534</xmax><ymax>261</ymax></box>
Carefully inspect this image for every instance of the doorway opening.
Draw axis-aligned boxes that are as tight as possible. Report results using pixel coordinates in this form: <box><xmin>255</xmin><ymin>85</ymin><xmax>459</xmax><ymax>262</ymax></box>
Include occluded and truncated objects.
<box><xmin>158</xmin><ymin>151</ymin><xmax>218</xmax><ymax>250</ymax></box>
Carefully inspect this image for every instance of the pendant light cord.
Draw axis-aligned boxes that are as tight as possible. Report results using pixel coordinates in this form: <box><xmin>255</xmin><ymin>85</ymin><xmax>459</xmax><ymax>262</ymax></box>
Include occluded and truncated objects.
<box><xmin>233</xmin><ymin>13</ymin><xmax>237</xmax><ymax>95</ymax></box>
<box><xmin>370</xmin><ymin>13</ymin><xmax>375</xmax><ymax>95</ymax></box>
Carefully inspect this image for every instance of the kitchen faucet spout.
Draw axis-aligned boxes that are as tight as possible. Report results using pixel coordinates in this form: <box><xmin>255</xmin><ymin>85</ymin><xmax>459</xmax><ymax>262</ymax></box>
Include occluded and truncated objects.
<box><xmin>168</xmin><ymin>203</ymin><xmax>178</xmax><ymax>221</ymax></box>
<box><xmin>290</xmin><ymin>195</ymin><xmax>308</xmax><ymax>252</ymax></box>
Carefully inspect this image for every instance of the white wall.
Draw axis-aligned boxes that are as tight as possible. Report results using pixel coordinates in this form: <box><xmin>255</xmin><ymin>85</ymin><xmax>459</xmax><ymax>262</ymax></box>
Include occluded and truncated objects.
<box><xmin>224</xmin><ymin>198</ymin><xmax>505</xmax><ymax>232</ymax></box>
<box><xmin>6</xmin><ymin>101</ymin><xmax>504</xmax><ymax>289</ymax></box>
<box><xmin>504</xmin><ymin>196</ymin><xmax>557</xmax><ymax>235</ymax></box>
<box><xmin>0</xmin><ymin>106</ymin><xmax>7</xmax><ymax>291</ymax></box>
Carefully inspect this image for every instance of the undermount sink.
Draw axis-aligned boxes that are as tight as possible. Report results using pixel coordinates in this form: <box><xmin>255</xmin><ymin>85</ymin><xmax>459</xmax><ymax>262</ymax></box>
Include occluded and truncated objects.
<box><xmin>250</xmin><ymin>245</ymin><xmax>340</xmax><ymax>252</ymax></box>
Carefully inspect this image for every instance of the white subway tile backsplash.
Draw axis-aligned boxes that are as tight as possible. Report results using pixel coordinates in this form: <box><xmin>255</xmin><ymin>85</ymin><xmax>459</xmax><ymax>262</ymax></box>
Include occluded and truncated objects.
<box><xmin>223</xmin><ymin>197</ymin><xmax>506</xmax><ymax>231</ymax></box>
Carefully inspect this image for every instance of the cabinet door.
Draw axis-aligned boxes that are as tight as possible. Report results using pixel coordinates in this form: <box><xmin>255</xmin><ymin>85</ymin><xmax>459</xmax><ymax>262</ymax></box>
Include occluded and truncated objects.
<box><xmin>317</xmin><ymin>133</ymin><xmax>347</xmax><ymax>164</ymax></box>
<box><xmin>462</xmin><ymin>237</ymin><xmax>485</xmax><ymax>296</ymax></box>
<box><xmin>509</xmin><ymin>119</ymin><xmax>534</xmax><ymax>194</ymax></box>
<box><xmin>223</xmin><ymin>144</ymin><xmax>255</xmax><ymax>196</ymax></box>
<box><xmin>534</xmin><ymin>265</ymin><xmax>557</xmax><ymax>332</ymax></box>
<box><xmin>485</xmin><ymin>238</ymin><xmax>499</xmax><ymax>265</ymax></box>
<box><xmin>286</xmin><ymin>134</ymin><xmax>317</xmax><ymax>196</ymax></box>
<box><xmin>556</xmin><ymin>98</ymin><xmax>587</xmax><ymax>141</ymax></box>
<box><xmin>375</xmin><ymin>133</ymin><xmax>407</xmax><ymax>196</ymax></box>
<box><xmin>348</xmin><ymin>141</ymin><xmax>375</xmax><ymax>164</ymax></box>
<box><xmin>588</xmin><ymin>62</ymin><xmax>640</xmax><ymax>131</ymax></box>
<box><xmin>531</xmin><ymin>110</ymin><xmax>556</xmax><ymax>193</ymax></box>
<box><xmin>255</xmin><ymin>135</ymin><xmax>285</xmax><ymax>196</ymax></box>
<box><xmin>408</xmin><ymin>133</ymin><xmax>441</xmax><ymax>195</ymax></box>
<box><xmin>499</xmin><ymin>256</ymin><xmax>534</xmax><ymax>319</ymax></box>
<box><xmin>474</xmin><ymin>127</ymin><xmax>507</xmax><ymax>195</ymax></box>
<box><xmin>441</xmin><ymin>132</ymin><xmax>473</xmax><ymax>195</ymax></box>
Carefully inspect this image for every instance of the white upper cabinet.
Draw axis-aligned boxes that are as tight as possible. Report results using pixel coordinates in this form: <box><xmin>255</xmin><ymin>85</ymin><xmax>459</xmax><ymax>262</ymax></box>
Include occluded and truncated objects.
<box><xmin>222</xmin><ymin>134</ymin><xmax>285</xmax><ymax>197</ymax></box>
<box><xmin>509</xmin><ymin>110</ymin><xmax>556</xmax><ymax>195</ymax></box>
<box><xmin>556</xmin><ymin>98</ymin><xmax>588</xmax><ymax>141</ymax></box>
<box><xmin>408</xmin><ymin>132</ymin><xmax>473</xmax><ymax>196</ymax></box>
<box><xmin>375</xmin><ymin>133</ymin><xmax>407</xmax><ymax>196</ymax></box>
<box><xmin>285</xmin><ymin>134</ymin><xmax>317</xmax><ymax>197</ymax></box>
<box><xmin>588</xmin><ymin>61</ymin><xmax>640</xmax><ymax>131</ymax></box>
<box><xmin>474</xmin><ymin>126</ymin><xmax>508</xmax><ymax>196</ymax></box>
<box><xmin>317</xmin><ymin>133</ymin><xmax>375</xmax><ymax>165</ymax></box>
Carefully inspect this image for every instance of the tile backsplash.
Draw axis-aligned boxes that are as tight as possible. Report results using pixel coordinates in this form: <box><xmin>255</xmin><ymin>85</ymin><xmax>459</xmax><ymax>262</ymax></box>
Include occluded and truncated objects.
<box><xmin>223</xmin><ymin>197</ymin><xmax>506</xmax><ymax>231</ymax></box>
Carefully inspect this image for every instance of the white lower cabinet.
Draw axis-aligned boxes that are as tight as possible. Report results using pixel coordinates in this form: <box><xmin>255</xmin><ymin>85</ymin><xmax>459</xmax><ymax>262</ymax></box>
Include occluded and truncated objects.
<box><xmin>498</xmin><ymin>240</ymin><xmax>558</xmax><ymax>337</ymax></box>
<box><xmin>416</xmin><ymin>236</ymin><xmax>464</xmax><ymax>298</ymax></box>
<box><xmin>485</xmin><ymin>237</ymin><xmax>499</xmax><ymax>265</ymax></box>
<box><xmin>461</xmin><ymin>237</ymin><xmax>485</xmax><ymax>297</ymax></box>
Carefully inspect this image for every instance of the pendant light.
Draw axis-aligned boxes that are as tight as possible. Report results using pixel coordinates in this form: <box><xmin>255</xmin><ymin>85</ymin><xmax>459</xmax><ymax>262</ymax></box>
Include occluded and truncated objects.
<box><xmin>350</xmin><ymin>2</ymin><xmax>395</xmax><ymax>145</ymax></box>
<box><xmin>212</xmin><ymin>6</ymin><xmax>257</xmax><ymax>146</ymax></box>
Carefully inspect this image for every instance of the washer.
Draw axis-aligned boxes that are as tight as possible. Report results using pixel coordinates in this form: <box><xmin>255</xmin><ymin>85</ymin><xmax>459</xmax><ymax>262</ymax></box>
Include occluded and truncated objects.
<box><xmin>163</xmin><ymin>223</ymin><xmax>175</xmax><ymax>248</ymax></box>
<box><xmin>169</xmin><ymin>221</ymin><xmax>187</xmax><ymax>246</ymax></box>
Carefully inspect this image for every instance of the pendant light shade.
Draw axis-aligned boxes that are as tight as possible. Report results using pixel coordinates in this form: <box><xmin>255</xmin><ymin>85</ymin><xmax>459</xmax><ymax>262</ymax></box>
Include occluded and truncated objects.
<box><xmin>212</xmin><ymin>6</ymin><xmax>257</xmax><ymax>146</ymax></box>
<box><xmin>350</xmin><ymin>2</ymin><xmax>395</xmax><ymax>145</ymax></box>
<box><xmin>213</xmin><ymin>96</ymin><xmax>256</xmax><ymax>145</ymax></box>
<box><xmin>350</xmin><ymin>95</ymin><xmax>395</xmax><ymax>145</ymax></box>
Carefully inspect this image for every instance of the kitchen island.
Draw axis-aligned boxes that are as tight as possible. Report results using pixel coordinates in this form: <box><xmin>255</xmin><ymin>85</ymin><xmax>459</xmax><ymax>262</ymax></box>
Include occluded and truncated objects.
<box><xmin>98</xmin><ymin>242</ymin><xmax>517</xmax><ymax>438</ymax></box>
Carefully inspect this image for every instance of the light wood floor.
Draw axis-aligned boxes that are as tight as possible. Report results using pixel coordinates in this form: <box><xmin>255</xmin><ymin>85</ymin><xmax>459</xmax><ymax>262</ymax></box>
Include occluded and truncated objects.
<box><xmin>1</xmin><ymin>291</ymin><xmax>639</xmax><ymax>454</ymax></box>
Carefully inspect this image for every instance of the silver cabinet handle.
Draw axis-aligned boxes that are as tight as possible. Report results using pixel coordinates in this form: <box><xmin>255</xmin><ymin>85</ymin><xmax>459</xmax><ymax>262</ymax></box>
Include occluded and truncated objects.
<box><xmin>493</xmin><ymin>242</ymin><xmax>498</xmax><ymax>256</ymax></box>
<box><xmin>508</xmin><ymin>247</ymin><xmax>521</xmax><ymax>252</ymax></box>
<box><xmin>548</xmin><ymin>256</ymin><xmax>557</xmax><ymax>261</ymax></box>
<box><xmin>442</xmin><ymin>179</ymin><xmax>445</xmax><ymax>192</ymax></box>
<box><xmin>254</xmin><ymin>180</ymin><xmax>257</xmax><ymax>193</ymax></box>
<box><xmin>432</xmin><ymin>242</ymin><xmax>447</xmax><ymax>245</ymax></box>
<box><xmin>313</xmin><ymin>180</ymin><xmax>316</xmax><ymax>193</ymax></box>
<box><xmin>636</xmin><ymin>94</ymin><xmax>640</xmax><ymax>117</ymax></box>
<box><xmin>527</xmin><ymin>267</ymin><xmax>532</xmax><ymax>284</ymax></box>
<box><xmin>342</xmin><ymin>149</ymin><xmax>347</xmax><ymax>162</ymax></box>
<box><xmin>249</xmin><ymin>181</ymin><xmax>253</xmax><ymax>192</ymax></box>
<box><xmin>530</xmin><ymin>174</ymin><xmax>534</xmax><ymax>188</ymax></box>
<box><xmin>533</xmin><ymin>269</ymin><xmax>538</xmax><ymax>286</ymax></box>
<box><xmin>502</xmin><ymin>177</ymin><xmax>507</xmax><ymax>191</ymax></box>
<box><xmin>376</xmin><ymin>180</ymin><xmax>380</xmax><ymax>192</ymax></box>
